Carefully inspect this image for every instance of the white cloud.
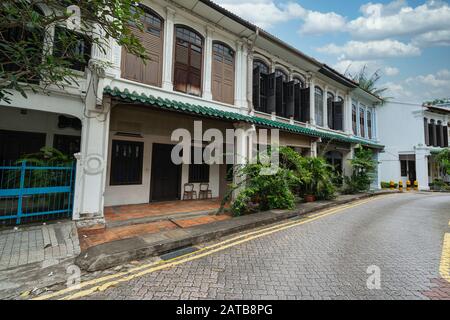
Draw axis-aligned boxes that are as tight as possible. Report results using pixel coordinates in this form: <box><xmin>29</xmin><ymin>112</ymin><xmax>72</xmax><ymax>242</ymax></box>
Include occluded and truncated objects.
<box><xmin>412</xmin><ymin>30</ymin><xmax>450</xmax><ymax>47</ymax></box>
<box><xmin>383</xmin><ymin>69</ymin><xmax>450</xmax><ymax>103</ymax></box>
<box><xmin>383</xmin><ymin>66</ymin><xmax>400</xmax><ymax>76</ymax></box>
<box><xmin>215</xmin><ymin>0</ymin><xmax>305</xmax><ymax>29</ymax></box>
<box><xmin>348</xmin><ymin>0</ymin><xmax>450</xmax><ymax>40</ymax></box>
<box><xmin>215</xmin><ymin>0</ymin><xmax>346</xmax><ymax>34</ymax></box>
<box><xmin>317</xmin><ymin>39</ymin><xmax>421</xmax><ymax>60</ymax></box>
<box><xmin>298</xmin><ymin>11</ymin><xmax>346</xmax><ymax>35</ymax></box>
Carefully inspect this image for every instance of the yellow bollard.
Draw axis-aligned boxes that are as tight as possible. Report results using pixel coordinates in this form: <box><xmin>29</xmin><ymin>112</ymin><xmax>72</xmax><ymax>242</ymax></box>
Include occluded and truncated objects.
<box><xmin>390</xmin><ymin>181</ymin><xmax>395</xmax><ymax>190</ymax></box>
<box><xmin>406</xmin><ymin>180</ymin><xmax>411</xmax><ymax>191</ymax></box>
<box><xmin>398</xmin><ymin>181</ymin><xmax>403</xmax><ymax>192</ymax></box>
<box><xmin>414</xmin><ymin>180</ymin><xmax>419</xmax><ymax>191</ymax></box>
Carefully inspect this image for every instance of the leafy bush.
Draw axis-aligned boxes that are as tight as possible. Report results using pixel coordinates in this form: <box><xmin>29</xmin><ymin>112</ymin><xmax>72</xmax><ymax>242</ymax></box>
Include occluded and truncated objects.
<box><xmin>230</xmin><ymin>160</ymin><xmax>298</xmax><ymax>216</ymax></box>
<box><xmin>225</xmin><ymin>147</ymin><xmax>336</xmax><ymax>216</ymax></box>
<box><xmin>436</xmin><ymin>149</ymin><xmax>450</xmax><ymax>175</ymax></box>
<box><xmin>343</xmin><ymin>146</ymin><xmax>377</xmax><ymax>194</ymax></box>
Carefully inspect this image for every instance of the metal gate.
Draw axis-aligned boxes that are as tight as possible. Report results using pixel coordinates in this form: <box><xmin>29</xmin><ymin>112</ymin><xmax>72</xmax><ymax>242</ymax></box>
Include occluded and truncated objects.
<box><xmin>0</xmin><ymin>161</ymin><xmax>75</xmax><ymax>225</ymax></box>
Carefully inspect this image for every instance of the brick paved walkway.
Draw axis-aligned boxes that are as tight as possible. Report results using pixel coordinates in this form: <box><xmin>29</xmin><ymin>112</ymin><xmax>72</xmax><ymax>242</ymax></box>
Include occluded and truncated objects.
<box><xmin>0</xmin><ymin>222</ymin><xmax>80</xmax><ymax>271</ymax></box>
<box><xmin>82</xmin><ymin>193</ymin><xmax>450</xmax><ymax>300</ymax></box>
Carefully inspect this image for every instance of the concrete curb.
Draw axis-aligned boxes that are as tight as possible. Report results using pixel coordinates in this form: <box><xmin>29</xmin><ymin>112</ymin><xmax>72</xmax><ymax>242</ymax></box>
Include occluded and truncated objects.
<box><xmin>75</xmin><ymin>191</ymin><xmax>399</xmax><ymax>272</ymax></box>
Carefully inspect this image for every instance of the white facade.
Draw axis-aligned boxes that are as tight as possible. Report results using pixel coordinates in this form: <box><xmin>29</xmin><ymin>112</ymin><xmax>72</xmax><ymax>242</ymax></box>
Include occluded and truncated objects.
<box><xmin>0</xmin><ymin>0</ymin><xmax>384</xmax><ymax>226</ymax></box>
<box><xmin>378</xmin><ymin>102</ymin><xmax>450</xmax><ymax>190</ymax></box>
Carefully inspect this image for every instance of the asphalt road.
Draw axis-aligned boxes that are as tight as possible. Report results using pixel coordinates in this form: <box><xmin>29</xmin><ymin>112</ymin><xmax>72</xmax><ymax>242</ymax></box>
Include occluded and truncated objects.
<box><xmin>81</xmin><ymin>192</ymin><xmax>450</xmax><ymax>300</ymax></box>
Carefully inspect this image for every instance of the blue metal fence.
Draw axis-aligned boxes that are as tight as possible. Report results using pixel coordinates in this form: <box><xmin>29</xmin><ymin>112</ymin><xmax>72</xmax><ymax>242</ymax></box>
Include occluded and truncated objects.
<box><xmin>0</xmin><ymin>161</ymin><xmax>75</xmax><ymax>225</ymax></box>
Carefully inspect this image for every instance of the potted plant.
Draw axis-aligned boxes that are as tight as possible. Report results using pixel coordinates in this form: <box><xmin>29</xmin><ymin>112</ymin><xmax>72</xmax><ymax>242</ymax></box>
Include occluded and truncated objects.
<box><xmin>301</xmin><ymin>157</ymin><xmax>336</xmax><ymax>203</ymax></box>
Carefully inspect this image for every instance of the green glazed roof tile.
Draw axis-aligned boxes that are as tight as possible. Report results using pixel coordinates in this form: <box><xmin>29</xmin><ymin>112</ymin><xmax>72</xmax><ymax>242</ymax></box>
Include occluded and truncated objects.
<box><xmin>104</xmin><ymin>86</ymin><xmax>383</xmax><ymax>149</ymax></box>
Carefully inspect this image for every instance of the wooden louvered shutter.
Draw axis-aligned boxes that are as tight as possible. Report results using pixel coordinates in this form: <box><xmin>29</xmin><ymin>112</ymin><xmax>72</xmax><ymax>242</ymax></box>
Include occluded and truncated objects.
<box><xmin>253</xmin><ymin>67</ymin><xmax>261</xmax><ymax>110</ymax></box>
<box><xmin>275</xmin><ymin>76</ymin><xmax>284</xmax><ymax>116</ymax></box>
<box><xmin>211</xmin><ymin>52</ymin><xmax>223</xmax><ymax>102</ymax></box>
<box><xmin>444</xmin><ymin>126</ymin><xmax>449</xmax><ymax>147</ymax></box>
<box><xmin>327</xmin><ymin>100</ymin><xmax>333</xmax><ymax>129</ymax></box>
<box><xmin>333</xmin><ymin>101</ymin><xmax>344</xmax><ymax>131</ymax></box>
<box><xmin>294</xmin><ymin>83</ymin><xmax>301</xmax><ymax>121</ymax></box>
<box><xmin>300</xmin><ymin>87</ymin><xmax>310</xmax><ymax>123</ymax></box>
<box><xmin>174</xmin><ymin>40</ymin><xmax>189</xmax><ymax>93</ymax></box>
<box><xmin>121</xmin><ymin>12</ymin><xmax>163</xmax><ymax>87</ymax></box>
<box><xmin>188</xmin><ymin>45</ymin><xmax>202</xmax><ymax>96</ymax></box>
<box><xmin>222</xmin><ymin>49</ymin><xmax>235</xmax><ymax>105</ymax></box>
<box><xmin>285</xmin><ymin>81</ymin><xmax>295</xmax><ymax>118</ymax></box>
<box><xmin>266</xmin><ymin>73</ymin><xmax>276</xmax><ymax>114</ymax></box>
<box><xmin>428</xmin><ymin>124</ymin><xmax>434</xmax><ymax>147</ymax></box>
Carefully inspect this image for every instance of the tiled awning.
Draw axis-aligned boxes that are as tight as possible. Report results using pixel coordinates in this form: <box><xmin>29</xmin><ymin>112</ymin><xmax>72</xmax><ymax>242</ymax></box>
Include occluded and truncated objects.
<box><xmin>104</xmin><ymin>86</ymin><xmax>384</xmax><ymax>149</ymax></box>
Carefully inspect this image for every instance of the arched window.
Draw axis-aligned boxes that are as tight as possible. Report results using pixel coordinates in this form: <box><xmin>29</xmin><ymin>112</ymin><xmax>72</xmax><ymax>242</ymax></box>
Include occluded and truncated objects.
<box><xmin>437</xmin><ymin>120</ymin><xmax>443</xmax><ymax>147</ymax></box>
<box><xmin>121</xmin><ymin>5</ymin><xmax>164</xmax><ymax>86</ymax></box>
<box><xmin>275</xmin><ymin>68</ymin><xmax>288</xmax><ymax>82</ymax></box>
<box><xmin>429</xmin><ymin>119</ymin><xmax>436</xmax><ymax>147</ymax></box>
<box><xmin>253</xmin><ymin>59</ymin><xmax>270</xmax><ymax>111</ymax></box>
<box><xmin>174</xmin><ymin>26</ymin><xmax>204</xmax><ymax>96</ymax></box>
<box><xmin>424</xmin><ymin>118</ymin><xmax>430</xmax><ymax>146</ymax></box>
<box><xmin>253</xmin><ymin>59</ymin><xmax>269</xmax><ymax>75</ymax></box>
<box><xmin>314</xmin><ymin>87</ymin><xmax>324</xmax><ymax>126</ymax></box>
<box><xmin>445</xmin><ymin>123</ymin><xmax>449</xmax><ymax>147</ymax></box>
<box><xmin>327</xmin><ymin>92</ymin><xmax>334</xmax><ymax>128</ymax></box>
<box><xmin>293</xmin><ymin>77</ymin><xmax>305</xmax><ymax>88</ymax></box>
<box><xmin>367</xmin><ymin>109</ymin><xmax>372</xmax><ymax>139</ymax></box>
<box><xmin>211</xmin><ymin>42</ymin><xmax>235</xmax><ymax>104</ymax></box>
<box><xmin>359</xmin><ymin>106</ymin><xmax>366</xmax><ymax>137</ymax></box>
<box><xmin>352</xmin><ymin>104</ymin><xmax>357</xmax><ymax>135</ymax></box>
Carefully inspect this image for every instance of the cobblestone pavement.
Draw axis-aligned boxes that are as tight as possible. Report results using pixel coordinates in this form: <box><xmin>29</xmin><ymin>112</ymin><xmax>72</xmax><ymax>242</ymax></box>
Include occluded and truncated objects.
<box><xmin>0</xmin><ymin>221</ymin><xmax>80</xmax><ymax>271</ymax></box>
<box><xmin>83</xmin><ymin>193</ymin><xmax>450</xmax><ymax>300</ymax></box>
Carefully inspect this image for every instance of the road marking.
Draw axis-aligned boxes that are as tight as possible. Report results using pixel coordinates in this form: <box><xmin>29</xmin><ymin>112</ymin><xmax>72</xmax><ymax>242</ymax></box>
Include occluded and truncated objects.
<box><xmin>35</xmin><ymin>194</ymin><xmax>392</xmax><ymax>300</ymax></box>
<box><xmin>439</xmin><ymin>233</ymin><xmax>450</xmax><ymax>283</ymax></box>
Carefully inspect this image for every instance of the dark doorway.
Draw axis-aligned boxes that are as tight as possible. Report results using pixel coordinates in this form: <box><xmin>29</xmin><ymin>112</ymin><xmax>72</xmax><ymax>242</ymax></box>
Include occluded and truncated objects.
<box><xmin>53</xmin><ymin>134</ymin><xmax>81</xmax><ymax>158</ymax></box>
<box><xmin>408</xmin><ymin>160</ymin><xmax>417</xmax><ymax>182</ymax></box>
<box><xmin>0</xmin><ymin>130</ymin><xmax>46</xmax><ymax>163</ymax></box>
<box><xmin>150</xmin><ymin>143</ymin><xmax>181</xmax><ymax>202</ymax></box>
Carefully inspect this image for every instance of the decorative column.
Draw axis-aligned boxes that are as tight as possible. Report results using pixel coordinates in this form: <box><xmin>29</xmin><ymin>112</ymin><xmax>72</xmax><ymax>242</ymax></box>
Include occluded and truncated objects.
<box><xmin>415</xmin><ymin>147</ymin><xmax>431</xmax><ymax>190</ymax></box>
<box><xmin>309</xmin><ymin>77</ymin><xmax>316</xmax><ymax>125</ymax></box>
<box><xmin>323</xmin><ymin>86</ymin><xmax>329</xmax><ymax>128</ymax></box>
<box><xmin>162</xmin><ymin>7</ymin><xmax>176</xmax><ymax>91</ymax></box>
<box><xmin>234</xmin><ymin>41</ymin><xmax>244</xmax><ymax>108</ymax></box>
<box><xmin>247</xmin><ymin>48</ymin><xmax>254</xmax><ymax>112</ymax></box>
<box><xmin>202</xmin><ymin>26</ymin><xmax>214</xmax><ymax>100</ymax></box>
<box><xmin>344</xmin><ymin>94</ymin><xmax>353</xmax><ymax>134</ymax></box>
<box><xmin>73</xmin><ymin>96</ymin><xmax>111</xmax><ymax>227</ymax></box>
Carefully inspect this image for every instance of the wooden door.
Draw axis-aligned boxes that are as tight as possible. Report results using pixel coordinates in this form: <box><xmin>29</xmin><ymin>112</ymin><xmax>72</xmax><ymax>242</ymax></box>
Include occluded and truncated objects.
<box><xmin>150</xmin><ymin>143</ymin><xmax>181</xmax><ymax>202</ymax></box>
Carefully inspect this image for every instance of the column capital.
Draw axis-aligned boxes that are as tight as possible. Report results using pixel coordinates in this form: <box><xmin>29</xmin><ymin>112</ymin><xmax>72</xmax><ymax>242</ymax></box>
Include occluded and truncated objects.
<box><xmin>206</xmin><ymin>25</ymin><xmax>215</xmax><ymax>36</ymax></box>
<box><xmin>166</xmin><ymin>6</ymin><xmax>176</xmax><ymax>18</ymax></box>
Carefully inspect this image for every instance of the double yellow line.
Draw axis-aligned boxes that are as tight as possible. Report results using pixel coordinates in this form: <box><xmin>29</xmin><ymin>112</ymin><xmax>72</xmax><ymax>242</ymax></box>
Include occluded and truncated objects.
<box><xmin>34</xmin><ymin>195</ymin><xmax>389</xmax><ymax>300</ymax></box>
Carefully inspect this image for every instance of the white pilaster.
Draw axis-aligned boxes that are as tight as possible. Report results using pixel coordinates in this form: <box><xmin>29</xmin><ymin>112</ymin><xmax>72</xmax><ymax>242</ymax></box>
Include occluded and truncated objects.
<box><xmin>202</xmin><ymin>26</ymin><xmax>214</xmax><ymax>100</ymax></box>
<box><xmin>309</xmin><ymin>77</ymin><xmax>316</xmax><ymax>125</ymax></box>
<box><xmin>73</xmin><ymin>99</ymin><xmax>111</xmax><ymax>226</ymax></box>
<box><xmin>415</xmin><ymin>147</ymin><xmax>431</xmax><ymax>190</ymax></box>
<box><xmin>162</xmin><ymin>7</ymin><xmax>176</xmax><ymax>91</ymax></box>
<box><xmin>345</xmin><ymin>94</ymin><xmax>353</xmax><ymax>134</ymax></box>
<box><xmin>323</xmin><ymin>86</ymin><xmax>329</xmax><ymax>129</ymax></box>
<box><xmin>247</xmin><ymin>48</ymin><xmax>254</xmax><ymax>111</ymax></box>
<box><xmin>234</xmin><ymin>41</ymin><xmax>244</xmax><ymax>108</ymax></box>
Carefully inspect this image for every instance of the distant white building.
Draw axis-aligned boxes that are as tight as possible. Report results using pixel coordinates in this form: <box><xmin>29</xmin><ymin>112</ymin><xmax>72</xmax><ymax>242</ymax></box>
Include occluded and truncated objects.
<box><xmin>378</xmin><ymin>102</ymin><xmax>450</xmax><ymax>190</ymax></box>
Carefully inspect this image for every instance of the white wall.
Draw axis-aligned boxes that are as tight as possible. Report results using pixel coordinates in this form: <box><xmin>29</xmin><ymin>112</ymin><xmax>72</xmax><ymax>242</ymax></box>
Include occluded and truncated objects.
<box><xmin>0</xmin><ymin>106</ymin><xmax>81</xmax><ymax>147</ymax></box>
<box><xmin>104</xmin><ymin>105</ymin><xmax>232</xmax><ymax>206</ymax></box>
<box><xmin>377</xmin><ymin>102</ymin><xmax>425</xmax><ymax>184</ymax></box>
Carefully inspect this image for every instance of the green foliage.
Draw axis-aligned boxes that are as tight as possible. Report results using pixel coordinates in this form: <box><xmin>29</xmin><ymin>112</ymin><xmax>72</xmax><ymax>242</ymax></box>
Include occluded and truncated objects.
<box><xmin>230</xmin><ymin>159</ymin><xmax>298</xmax><ymax>216</ymax></box>
<box><xmin>425</xmin><ymin>98</ymin><xmax>450</xmax><ymax>106</ymax></box>
<box><xmin>343</xmin><ymin>146</ymin><xmax>377</xmax><ymax>194</ymax></box>
<box><xmin>0</xmin><ymin>0</ymin><xmax>148</xmax><ymax>103</ymax></box>
<box><xmin>346</xmin><ymin>65</ymin><xmax>391</xmax><ymax>103</ymax></box>
<box><xmin>18</xmin><ymin>146</ymin><xmax>73</xmax><ymax>165</ymax></box>
<box><xmin>380</xmin><ymin>181</ymin><xmax>398</xmax><ymax>189</ymax></box>
<box><xmin>436</xmin><ymin>148</ymin><xmax>450</xmax><ymax>175</ymax></box>
<box><xmin>430</xmin><ymin>179</ymin><xmax>450</xmax><ymax>191</ymax></box>
<box><xmin>227</xmin><ymin>147</ymin><xmax>336</xmax><ymax>217</ymax></box>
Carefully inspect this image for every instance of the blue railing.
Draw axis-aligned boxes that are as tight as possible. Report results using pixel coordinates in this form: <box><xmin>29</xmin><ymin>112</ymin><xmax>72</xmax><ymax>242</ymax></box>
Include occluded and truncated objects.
<box><xmin>0</xmin><ymin>161</ymin><xmax>75</xmax><ymax>225</ymax></box>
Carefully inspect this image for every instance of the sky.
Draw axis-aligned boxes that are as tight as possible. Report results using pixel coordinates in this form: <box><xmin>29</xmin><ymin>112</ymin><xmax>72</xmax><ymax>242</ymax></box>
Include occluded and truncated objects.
<box><xmin>214</xmin><ymin>0</ymin><xmax>450</xmax><ymax>104</ymax></box>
